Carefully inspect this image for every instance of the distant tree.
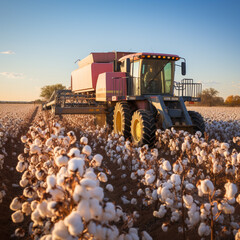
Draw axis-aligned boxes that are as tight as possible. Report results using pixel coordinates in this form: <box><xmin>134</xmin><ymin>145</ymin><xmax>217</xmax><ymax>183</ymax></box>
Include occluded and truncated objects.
<box><xmin>40</xmin><ymin>84</ymin><xmax>66</xmax><ymax>100</ymax></box>
<box><xmin>225</xmin><ymin>95</ymin><xmax>234</xmax><ymax>105</ymax></box>
<box><xmin>34</xmin><ymin>99</ymin><xmax>43</xmax><ymax>104</ymax></box>
<box><xmin>225</xmin><ymin>95</ymin><xmax>240</xmax><ymax>106</ymax></box>
<box><xmin>233</xmin><ymin>95</ymin><xmax>240</xmax><ymax>105</ymax></box>
<box><xmin>199</xmin><ymin>88</ymin><xmax>223</xmax><ymax>106</ymax></box>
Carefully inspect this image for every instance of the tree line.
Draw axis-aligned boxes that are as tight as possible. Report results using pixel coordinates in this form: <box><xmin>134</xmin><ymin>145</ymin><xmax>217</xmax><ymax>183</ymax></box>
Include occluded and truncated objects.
<box><xmin>197</xmin><ymin>88</ymin><xmax>240</xmax><ymax>106</ymax></box>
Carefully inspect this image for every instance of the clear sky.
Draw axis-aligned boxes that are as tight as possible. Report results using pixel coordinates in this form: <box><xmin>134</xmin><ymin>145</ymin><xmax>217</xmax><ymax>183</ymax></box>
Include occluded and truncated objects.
<box><xmin>0</xmin><ymin>0</ymin><xmax>240</xmax><ymax>101</ymax></box>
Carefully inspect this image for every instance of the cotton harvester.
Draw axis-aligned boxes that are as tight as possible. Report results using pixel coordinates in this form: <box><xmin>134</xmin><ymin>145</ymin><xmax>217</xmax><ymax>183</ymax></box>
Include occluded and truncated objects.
<box><xmin>43</xmin><ymin>51</ymin><xmax>204</xmax><ymax>147</ymax></box>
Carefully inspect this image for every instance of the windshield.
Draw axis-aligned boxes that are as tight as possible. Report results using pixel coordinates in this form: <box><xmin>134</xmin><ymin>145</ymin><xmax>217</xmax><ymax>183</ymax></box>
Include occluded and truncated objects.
<box><xmin>141</xmin><ymin>59</ymin><xmax>174</xmax><ymax>94</ymax></box>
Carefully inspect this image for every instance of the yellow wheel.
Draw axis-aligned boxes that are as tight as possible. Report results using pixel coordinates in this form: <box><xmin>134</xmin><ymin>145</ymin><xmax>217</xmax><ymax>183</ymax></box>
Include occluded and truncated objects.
<box><xmin>131</xmin><ymin>110</ymin><xmax>156</xmax><ymax>147</ymax></box>
<box><xmin>113</xmin><ymin>102</ymin><xmax>132</xmax><ymax>138</ymax></box>
<box><xmin>132</xmin><ymin>118</ymin><xmax>141</xmax><ymax>141</ymax></box>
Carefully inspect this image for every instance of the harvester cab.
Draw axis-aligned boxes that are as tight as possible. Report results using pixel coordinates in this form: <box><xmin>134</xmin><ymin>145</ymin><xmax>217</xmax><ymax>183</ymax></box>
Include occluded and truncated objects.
<box><xmin>119</xmin><ymin>53</ymin><xmax>182</xmax><ymax>96</ymax></box>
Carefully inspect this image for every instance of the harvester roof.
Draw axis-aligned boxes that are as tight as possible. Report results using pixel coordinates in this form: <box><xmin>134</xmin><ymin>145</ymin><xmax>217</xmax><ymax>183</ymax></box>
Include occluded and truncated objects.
<box><xmin>119</xmin><ymin>52</ymin><xmax>180</xmax><ymax>61</ymax></box>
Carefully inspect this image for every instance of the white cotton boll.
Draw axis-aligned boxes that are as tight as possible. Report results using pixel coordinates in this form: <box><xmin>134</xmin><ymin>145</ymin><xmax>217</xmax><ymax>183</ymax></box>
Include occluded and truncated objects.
<box><xmin>73</xmin><ymin>185</ymin><xmax>90</xmax><ymax>202</ymax></box>
<box><xmin>15</xmin><ymin>228</ymin><xmax>25</xmax><ymax>237</ymax></box>
<box><xmin>162</xmin><ymin>160</ymin><xmax>171</xmax><ymax>171</ymax></box>
<box><xmin>225</xmin><ymin>182</ymin><xmax>238</xmax><ymax>200</ymax></box>
<box><xmin>173</xmin><ymin>162</ymin><xmax>183</xmax><ymax>174</ymax></box>
<box><xmin>98</xmin><ymin>172</ymin><xmax>108</xmax><ymax>182</ymax></box>
<box><xmin>103</xmin><ymin>202</ymin><xmax>116</xmax><ymax>221</ymax></box>
<box><xmin>64</xmin><ymin>211</ymin><xmax>84</xmax><ymax>236</ymax></box>
<box><xmin>89</xmin><ymin>187</ymin><xmax>104</xmax><ymax>201</ymax></box>
<box><xmin>165</xmin><ymin>198</ymin><xmax>174</xmax><ymax>207</ymax></box>
<box><xmin>84</xmin><ymin>169</ymin><xmax>97</xmax><ymax>180</ymax></box>
<box><xmin>68</xmin><ymin>158</ymin><xmax>85</xmax><ymax>176</ymax></box>
<box><xmin>21</xmin><ymin>135</ymin><xmax>27</xmax><ymax>143</ymax></box>
<box><xmin>222</xmin><ymin>202</ymin><xmax>235</xmax><ymax>214</ymax></box>
<box><xmin>35</xmin><ymin>169</ymin><xmax>46</xmax><ymax>181</ymax></box>
<box><xmin>57</xmin><ymin>174</ymin><xmax>65</xmax><ymax>186</ymax></box>
<box><xmin>236</xmin><ymin>194</ymin><xmax>240</xmax><ymax>204</ymax></box>
<box><xmin>235</xmin><ymin>230</ymin><xmax>240</xmax><ymax>240</ymax></box>
<box><xmin>160</xmin><ymin>186</ymin><xmax>173</xmax><ymax>201</ymax></box>
<box><xmin>121</xmin><ymin>196</ymin><xmax>130</xmax><ymax>204</ymax></box>
<box><xmin>31</xmin><ymin>209</ymin><xmax>42</xmax><ymax>223</ymax></box>
<box><xmin>11</xmin><ymin>210</ymin><xmax>24</xmax><ymax>223</ymax></box>
<box><xmin>89</xmin><ymin>198</ymin><xmax>103</xmax><ymax>220</ymax></box>
<box><xmin>137</xmin><ymin>168</ymin><xmax>145</xmax><ymax>176</ymax></box>
<box><xmin>130</xmin><ymin>172</ymin><xmax>137</xmax><ymax>180</ymax></box>
<box><xmin>106</xmin><ymin>184</ymin><xmax>113</xmax><ymax>192</ymax></box>
<box><xmin>47</xmin><ymin>175</ymin><xmax>56</xmax><ymax>189</ymax></box>
<box><xmin>31</xmin><ymin>200</ymin><xmax>38</xmax><ymax>211</ymax></box>
<box><xmin>121</xmin><ymin>173</ymin><xmax>127</xmax><ymax>179</ymax></box>
<box><xmin>91</xmin><ymin>154</ymin><xmax>103</xmax><ymax>167</ymax></box>
<box><xmin>52</xmin><ymin>220</ymin><xmax>72</xmax><ymax>240</ymax></box>
<box><xmin>171</xmin><ymin>210</ymin><xmax>180</xmax><ymax>222</ymax></box>
<box><xmin>198</xmin><ymin>222</ymin><xmax>211</xmax><ymax>237</ymax></box>
<box><xmin>183</xmin><ymin>194</ymin><xmax>193</xmax><ymax>208</ymax></box>
<box><xmin>80</xmin><ymin>178</ymin><xmax>97</xmax><ymax>188</ymax></box>
<box><xmin>38</xmin><ymin>200</ymin><xmax>52</xmax><ymax>218</ymax></box>
<box><xmin>17</xmin><ymin>154</ymin><xmax>25</xmax><ymax>162</ymax></box>
<box><xmin>55</xmin><ymin>155</ymin><xmax>69</xmax><ymax>167</ymax></box>
<box><xmin>221</xmin><ymin>142</ymin><xmax>229</xmax><ymax>150</ymax></box>
<box><xmin>141</xmin><ymin>231</ymin><xmax>153</xmax><ymax>240</ymax></box>
<box><xmin>22</xmin><ymin>202</ymin><xmax>32</xmax><ymax>216</ymax></box>
<box><xmin>137</xmin><ymin>188</ymin><xmax>144</xmax><ymax>196</ymax></box>
<box><xmin>30</xmin><ymin>144</ymin><xmax>41</xmax><ymax>155</ymax></box>
<box><xmin>187</xmin><ymin>204</ymin><xmax>200</xmax><ymax>227</ymax></box>
<box><xmin>131</xmin><ymin>198</ymin><xmax>137</xmax><ymax>205</ymax></box>
<box><xmin>80</xmin><ymin>136</ymin><xmax>88</xmax><ymax>145</ymax></box>
<box><xmin>200</xmin><ymin>179</ymin><xmax>214</xmax><ymax>195</ymax></box>
<box><xmin>16</xmin><ymin>161</ymin><xmax>27</xmax><ymax>173</ymax></box>
<box><xmin>48</xmin><ymin>188</ymin><xmax>65</xmax><ymax>201</ymax></box>
<box><xmin>77</xmin><ymin>199</ymin><xmax>91</xmax><ymax>221</ymax></box>
<box><xmin>152</xmin><ymin>190</ymin><xmax>158</xmax><ymax>200</ymax></box>
<box><xmin>88</xmin><ymin>221</ymin><xmax>97</xmax><ymax>235</ymax></box>
<box><xmin>170</xmin><ymin>174</ymin><xmax>181</xmax><ymax>186</ymax></box>
<box><xmin>67</xmin><ymin>148</ymin><xmax>81</xmax><ymax>158</ymax></box>
<box><xmin>82</xmin><ymin>145</ymin><xmax>92</xmax><ymax>156</ymax></box>
<box><xmin>23</xmin><ymin>187</ymin><xmax>36</xmax><ymax>198</ymax></box>
<box><xmin>185</xmin><ymin>183</ymin><xmax>195</xmax><ymax>191</ymax></box>
<box><xmin>162</xmin><ymin>223</ymin><xmax>168</xmax><ymax>232</ymax></box>
<box><xmin>153</xmin><ymin>204</ymin><xmax>167</xmax><ymax>218</ymax></box>
<box><xmin>10</xmin><ymin>197</ymin><xmax>22</xmax><ymax>211</ymax></box>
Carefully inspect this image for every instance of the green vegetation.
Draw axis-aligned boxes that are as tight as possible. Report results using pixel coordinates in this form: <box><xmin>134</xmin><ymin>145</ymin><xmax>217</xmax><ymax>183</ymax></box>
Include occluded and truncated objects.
<box><xmin>40</xmin><ymin>84</ymin><xmax>66</xmax><ymax>100</ymax></box>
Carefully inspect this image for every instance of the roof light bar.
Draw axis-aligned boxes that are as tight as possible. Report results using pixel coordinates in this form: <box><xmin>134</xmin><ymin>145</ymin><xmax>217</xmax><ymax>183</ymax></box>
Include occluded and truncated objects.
<box><xmin>140</xmin><ymin>55</ymin><xmax>179</xmax><ymax>60</ymax></box>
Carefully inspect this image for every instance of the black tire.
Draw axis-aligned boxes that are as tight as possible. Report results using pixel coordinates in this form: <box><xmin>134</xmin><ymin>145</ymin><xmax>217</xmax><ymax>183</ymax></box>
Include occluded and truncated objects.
<box><xmin>106</xmin><ymin>107</ymin><xmax>114</xmax><ymax>130</ymax></box>
<box><xmin>113</xmin><ymin>102</ymin><xmax>132</xmax><ymax>138</ymax></box>
<box><xmin>188</xmin><ymin>111</ymin><xmax>205</xmax><ymax>134</ymax></box>
<box><xmin>131</xmin><ymin>110</ymin><xmax>156</xmax><ymax>147</ymax></box>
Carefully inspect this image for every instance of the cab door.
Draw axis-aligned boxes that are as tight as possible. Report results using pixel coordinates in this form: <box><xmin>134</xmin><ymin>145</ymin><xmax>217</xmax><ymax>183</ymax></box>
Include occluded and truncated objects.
<box><xmin>130</xmin><ymin>60</ymin><xmax>140</xmax><ymax>96</ymax></box>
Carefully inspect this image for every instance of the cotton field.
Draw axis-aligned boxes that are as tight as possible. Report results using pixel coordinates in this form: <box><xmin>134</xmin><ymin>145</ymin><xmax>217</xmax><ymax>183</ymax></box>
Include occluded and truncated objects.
<box><xmin>0</xmin><ymin>105</ymin><xmax>240</xmax><ymax>240</ymax></box>
<box><xmin>0</xmin><ymin>104</ymin><xmax>39</xmax><ymax>205</ymax></box>
<box><xmin>187</xmin><ymin>106</ymin><xmax>240</xmax><ymax>142</ymax></box>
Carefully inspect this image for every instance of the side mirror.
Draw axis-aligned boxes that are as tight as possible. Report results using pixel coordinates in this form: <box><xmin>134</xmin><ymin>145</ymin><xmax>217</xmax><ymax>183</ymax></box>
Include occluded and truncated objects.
<box><xmin>181</xmin><ymin>61</ymin><xmax>186</xmax><ymax>75</ymax></box>
<box><xmin>126</xmin><ymin>58</ymin><xmax>130</xmax><ymax>73</ymax></box>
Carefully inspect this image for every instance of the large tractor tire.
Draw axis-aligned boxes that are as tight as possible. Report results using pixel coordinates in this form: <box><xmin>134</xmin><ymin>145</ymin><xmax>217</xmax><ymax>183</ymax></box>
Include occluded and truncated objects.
<box><xmin>106</xmin><ymin>107</ymin><xmax>114</xmax><ymax>130</ymax></box>
<box><xmin>131</xmin><ymin>109</ymin><xmax>156</xmax><ymax>147</ymax></box>
<box><xmin>188</xmin><ymin>111</ymin><xmax>205</xmax><ymax>135</ymax></box>
<box><xmin>113</xmin><ymin>102</ymin><xmax>132</xmax><ymax>138</ymax></box>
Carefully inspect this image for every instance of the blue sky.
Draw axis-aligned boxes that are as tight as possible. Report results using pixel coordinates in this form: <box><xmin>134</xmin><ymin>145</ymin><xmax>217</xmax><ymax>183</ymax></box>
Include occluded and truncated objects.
<box><xmin>0</xmin><ymin>0</ymin><xmax>240</xmax><ymax>101</ymax></box>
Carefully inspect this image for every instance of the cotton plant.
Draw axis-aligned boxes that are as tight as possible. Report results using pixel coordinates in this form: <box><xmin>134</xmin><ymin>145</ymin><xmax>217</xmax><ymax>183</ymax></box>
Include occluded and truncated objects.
<box><xmin>10</xmin><ymin>116</ymin><xmax>153</xmax><ymax>240</ymax></box>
